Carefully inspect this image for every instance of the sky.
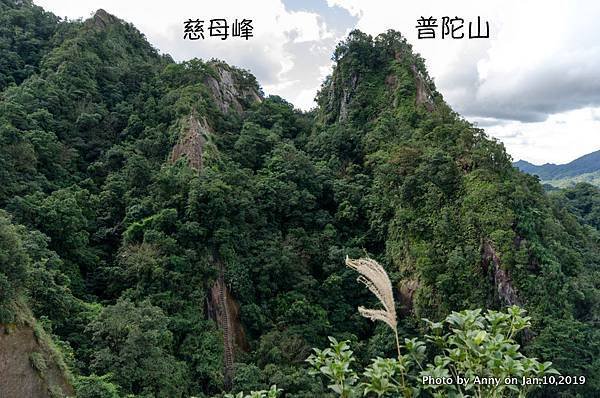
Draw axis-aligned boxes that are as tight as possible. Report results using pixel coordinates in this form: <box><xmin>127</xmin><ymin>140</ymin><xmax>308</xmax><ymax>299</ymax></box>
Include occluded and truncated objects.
<box><xmin>34</xmin><ymin>0</ymin><xmax>600</xmax><ymax>165</ymax></box>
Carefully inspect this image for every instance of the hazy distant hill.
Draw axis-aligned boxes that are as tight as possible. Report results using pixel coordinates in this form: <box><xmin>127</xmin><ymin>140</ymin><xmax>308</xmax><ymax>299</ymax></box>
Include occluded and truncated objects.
<box><xmin>514</xmin><ymin>150</ymin><xmax>600</xmax><ymax>187</ymax></box>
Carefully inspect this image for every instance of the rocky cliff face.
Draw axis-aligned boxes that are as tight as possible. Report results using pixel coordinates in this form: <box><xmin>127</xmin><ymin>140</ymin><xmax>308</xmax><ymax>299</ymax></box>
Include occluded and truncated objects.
<box><xmin>170</xmin><ymin>62</ymin><xmax>262</xmax><ymax>170</ymax></box>
<box><xmin>0</xmin><ymin>310</ymin><xmax>74</xmax><ymax>398</ymax></box>
<box><xmin>482</xmin><ymin>241</ymin><xmax>521</xmax><ymax>306</ymax></box>
<box><xmin>170</xmin><ymin>114</ymin><xmax>210</xmax><ymax>171</ymax></box>
<box><xmin>411</xmin><ymin>64</ymin><xmax>435</xmax><ymax>111</ymax></box>
<box><xmin>85</xmin><ymin>8</ymin><xmax>120</xmax><ymax>30</ymax></box>
<box><xmin>204</xmin><ymin>62</ymin><xmax>263</xmax><ymax>115</ymax></box>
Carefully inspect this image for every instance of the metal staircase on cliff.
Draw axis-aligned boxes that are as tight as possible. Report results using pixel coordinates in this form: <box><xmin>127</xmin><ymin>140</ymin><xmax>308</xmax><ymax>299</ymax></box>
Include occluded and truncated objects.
<box><xmin>218</xmin><ymin>268</ymin><xmax>235</xmax><ymax>390</ymax></box>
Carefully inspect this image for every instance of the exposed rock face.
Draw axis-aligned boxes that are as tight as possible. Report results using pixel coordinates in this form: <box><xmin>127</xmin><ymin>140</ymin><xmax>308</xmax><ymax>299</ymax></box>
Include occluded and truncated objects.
<box><xmin>482</xmin><ymin>241</ymin><xmax>521</xmax><ymax>306</ymax></box>
<box><xmin>411</xmin><ymin>64</ymin><xmax>435</xmax><ymax>111</ymax></box>
<box><xmin>338</xmin><ymin>74</ymin><xmax>358</xmax><ymax>122</ymax></box>
<box><xmin>86</xmin><ymin>9</ymin><xmax>120</xmax><ymax>29</ymax></box>
<box><xmin>325</xmin><ymin>72</ymin><xmax>358</xmax><ymax>122</ymax></box>
<box><xmin>170</xmin><ymin>114</ymin><xmax>209</xmax><ymax>171</ymax></box>
<box><xmin>398</xmin><ymin>278</ymin><xmax>419</xmax><ymax>315</ymax></box>
<box><xmin>204</xmin><ymin>64</ymin><xmax>262</xmax><ymax>115</ymax></box>
<box><xmin>0</xmin><ymin>323</ymin><xmax>74</xmax><ymax>398</ymax></box>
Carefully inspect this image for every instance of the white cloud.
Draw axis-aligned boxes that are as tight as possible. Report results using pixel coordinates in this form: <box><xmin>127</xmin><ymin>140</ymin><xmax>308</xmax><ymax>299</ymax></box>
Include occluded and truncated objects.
<box><xmin>484</xmin><ymin>107</ymin><xmax>600</xmax><ymax>164</ymax></box>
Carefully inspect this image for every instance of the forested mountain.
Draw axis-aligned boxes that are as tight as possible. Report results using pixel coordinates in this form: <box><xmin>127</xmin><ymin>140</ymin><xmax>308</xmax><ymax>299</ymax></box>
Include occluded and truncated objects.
<box><xmin>549</xmin><ymin>182</ymin><xmax>600</xmax><ymax>232</ymax></box>
<box><xmin>0</xmin><ymin>1</ymin><xmax>599</xmax><ymax>397</ymax></box>
<box><xmin>514</xmin><ymin>150</ymin><xmax>600</xmax><ymax>187</ymax></box>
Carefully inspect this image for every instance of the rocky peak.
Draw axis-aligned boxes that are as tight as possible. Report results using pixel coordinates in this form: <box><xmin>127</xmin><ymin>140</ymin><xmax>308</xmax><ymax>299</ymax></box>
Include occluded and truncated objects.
<box><xmin>318</xmin><ymin>29</ymin><xmax>438</xmax><ymax>123</ymax></box>
<box><xmin>86</xmin><ymin>9</ymin><xmax>121</xmax><ymax>30</ymax></box>
<box><xmin>204</xmin><ymin>62</ymin><xmax>262</xmax><ymax>115</ymax></box>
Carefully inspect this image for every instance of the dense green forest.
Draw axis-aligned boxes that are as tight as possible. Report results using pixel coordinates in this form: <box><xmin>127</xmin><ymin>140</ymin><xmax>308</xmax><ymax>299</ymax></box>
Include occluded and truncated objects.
<box><xmin>0</xmin><ymin>1</ymin><xmax>599</xmax><ymax>397</ymax></box>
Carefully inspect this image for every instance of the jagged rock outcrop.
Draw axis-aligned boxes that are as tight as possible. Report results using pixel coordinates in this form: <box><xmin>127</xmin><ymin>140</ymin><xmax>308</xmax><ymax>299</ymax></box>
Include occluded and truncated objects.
<box><xmin>85</xmin><ymin>9</ymin><xmax>120</xmax><ymax>29</ymax></box>
<box><xmin>204</xmin><ymin>63</ymin><xmax>262</xmax><ymax>115</ymax></box>
<box><xmin>482</xmin><ymin>241</ymin><xmax>521</xmax><ymax>306</ymax></box>
<box><xmin>411</xmin><ymin>64</ymin><xmax>435</xmax><ymax>111</ymax></box>
<box><xmin>169</xmin><ymin>63</ymin><xmax>263</xmax><ymax>171</ymax></box>
<box><xmin>170</xmin><ymin>114</ymin><xmax>210</xmax><ymax>171</ymax></box>
<box><xmin>324</xmin><ymin>71</ymin><xmax>358</xmax><ymax>123</ymax></box>
<box><xmin>338</xmin><ymin>74</ymin><xmax>358</xmax><ymax>122</ymax></box>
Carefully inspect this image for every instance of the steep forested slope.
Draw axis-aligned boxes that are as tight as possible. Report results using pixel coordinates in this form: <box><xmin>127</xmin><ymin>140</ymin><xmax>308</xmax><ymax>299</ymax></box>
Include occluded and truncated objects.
<box><xmin>550</xmin><ymin>183</ymin><xmax>600</xmax><ymax>231</ymax></box>
<box><xmin>0</xmin><ymin>2</ymin><xmax>598</xmax><ymax>398</ymax></box>
<box><xmin>0</xmin><ymin>0</ymin><xmax>63</xmax><ymax>90</ymax></box>
<box><xmin>310</xmin><ymin>31</ymin><xmax>600</xmax><ymax>397</ymax></box>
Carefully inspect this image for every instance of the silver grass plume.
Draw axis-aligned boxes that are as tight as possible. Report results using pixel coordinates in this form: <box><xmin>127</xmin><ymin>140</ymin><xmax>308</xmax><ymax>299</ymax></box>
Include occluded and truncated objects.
<box><xmin>346</xmin><ymin>256</ymin><xmax>401</xmax><ymax>357</ymax></box>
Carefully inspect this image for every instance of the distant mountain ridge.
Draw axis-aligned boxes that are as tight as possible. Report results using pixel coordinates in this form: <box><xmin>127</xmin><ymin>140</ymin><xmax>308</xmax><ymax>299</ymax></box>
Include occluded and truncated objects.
<box><xmin>514</xmin><ymin>150</ymin><xmax>600</xmax><ymax>183</ymax></box>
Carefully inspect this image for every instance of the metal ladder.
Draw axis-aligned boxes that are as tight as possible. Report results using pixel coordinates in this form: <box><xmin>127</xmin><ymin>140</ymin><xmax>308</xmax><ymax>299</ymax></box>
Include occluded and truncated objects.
<box><xmin>218</xmin><ymin>272</ymin><xmax>234</xmax><ymax>389</ymax></box>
